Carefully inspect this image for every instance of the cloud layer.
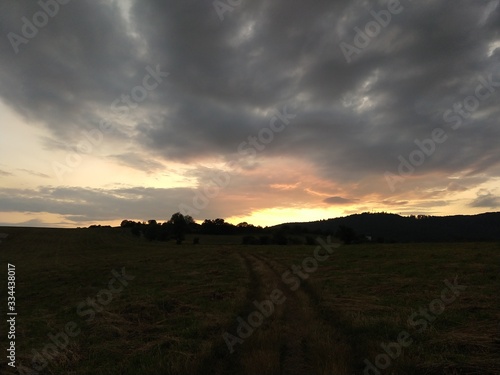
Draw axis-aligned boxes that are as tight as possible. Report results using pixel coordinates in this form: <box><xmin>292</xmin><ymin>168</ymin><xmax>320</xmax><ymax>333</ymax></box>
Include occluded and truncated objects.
<box><xmin>0</xmin><ymin>0</ymin><xmax>499</xmax><ymax>225</ymax></box>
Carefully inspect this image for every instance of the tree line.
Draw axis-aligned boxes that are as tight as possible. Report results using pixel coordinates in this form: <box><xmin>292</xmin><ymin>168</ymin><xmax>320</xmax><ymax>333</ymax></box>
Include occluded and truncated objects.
<box><xmin>119</xmin><ymin>212</ymin><xmax>366</xmax><ymax>246</ymax></box>
<box><xmin>120</xmin><ymin>213</ymin><xmax>265</xmax><ymax>244</ymax></box>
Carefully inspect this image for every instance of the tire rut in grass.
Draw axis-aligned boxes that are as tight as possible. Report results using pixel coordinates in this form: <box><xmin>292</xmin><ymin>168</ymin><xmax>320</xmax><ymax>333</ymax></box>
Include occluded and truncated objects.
<box><xmin>196</xmin><ymin>251</ymin><xmax>262</xmax><ymax>375</ymax></box>
<box><xmin>199</xmin><ymin>250</ymin><xmax>363</xmax><ymax>374</ymax></box>
<box><xmin>199</xmin><ymin>250</ymin><xmax>310</xmax><ymax>374</ymax></box>
<box><xmin>244</xmin><ymin>252</ymin><xmax>314</xmax><ymax>375</ymax></box>
<box><xmin>251</xmin><ymin>252</ymin><xmax>367</xmax><ymax>374</ymax></box>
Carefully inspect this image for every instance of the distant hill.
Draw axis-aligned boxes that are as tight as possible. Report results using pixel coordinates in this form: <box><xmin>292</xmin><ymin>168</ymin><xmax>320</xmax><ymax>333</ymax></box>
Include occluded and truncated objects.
<box><xmin>273</xmin><ymin>212</ymin><xmax>500</xmax><ymax>243</ymax></box>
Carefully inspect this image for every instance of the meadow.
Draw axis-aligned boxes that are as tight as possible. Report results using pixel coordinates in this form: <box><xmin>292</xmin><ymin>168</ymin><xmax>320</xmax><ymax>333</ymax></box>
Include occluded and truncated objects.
<box><xmin>0</xmin><ymin>227</ymin><xmax>499</xmax><ymax>374</ymax></box>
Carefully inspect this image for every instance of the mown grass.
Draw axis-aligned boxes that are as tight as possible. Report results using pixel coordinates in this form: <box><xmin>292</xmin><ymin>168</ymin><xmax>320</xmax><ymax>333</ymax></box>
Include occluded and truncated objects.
<box><xmin>257</xmin><ymin>242</ymin><xmax>500</xmax><ymax>374</ymax></box>
<box><xmin>0</xmin><ymin>227</ymin><xmax>499</xmax><ymax>374</ymax></box>
<box><xmin>0</xmin><ymin>228</ymin><xmax>248</xmax><ymax>374</ymax></box>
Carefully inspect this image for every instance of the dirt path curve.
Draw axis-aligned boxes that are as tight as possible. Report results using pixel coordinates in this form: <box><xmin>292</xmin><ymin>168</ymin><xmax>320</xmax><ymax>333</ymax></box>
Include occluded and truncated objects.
<box><xmin>242</xmin><ymin>251</ymin><xmax>360</xmax><ymax>375</ymax></box>
<box><xmin>199</xmin><ymin>249</ymin><xmax>360</xmax><ymax>374</ymax></box>
<box><xmin>243</xmin><ymin>252</ymin><xmax>314</xmax><ymax>375</ymax></box>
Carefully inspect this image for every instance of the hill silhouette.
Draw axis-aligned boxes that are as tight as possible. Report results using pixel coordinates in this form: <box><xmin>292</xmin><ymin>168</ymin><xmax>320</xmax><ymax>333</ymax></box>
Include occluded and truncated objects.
<box><xmin>274</xmin><ymin>212</ymin><xmax>500</xmax><ymax>243</ymax></box>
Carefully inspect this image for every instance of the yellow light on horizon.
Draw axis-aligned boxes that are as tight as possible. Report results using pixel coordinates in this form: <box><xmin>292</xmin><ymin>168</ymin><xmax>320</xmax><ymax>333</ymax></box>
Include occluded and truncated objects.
<box><xmin>226</xmin><ymin>207</ymin><xmax>346</xmax><ymax>227</ymax></box>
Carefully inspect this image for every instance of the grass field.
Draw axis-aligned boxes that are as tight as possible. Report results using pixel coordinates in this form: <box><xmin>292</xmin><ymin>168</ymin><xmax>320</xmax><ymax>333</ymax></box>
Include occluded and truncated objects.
<box><xmin>0</xmin><ymin>227</ymin><xmax>499</xmax><ymax>374</ymax></box>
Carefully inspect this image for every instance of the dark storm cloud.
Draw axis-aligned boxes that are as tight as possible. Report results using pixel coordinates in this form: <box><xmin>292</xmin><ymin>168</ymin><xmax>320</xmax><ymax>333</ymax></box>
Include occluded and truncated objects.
<box><xmin>0</xmin><ymin>1</ymin><xmax>141</xmax><ymax>134</ymax></box>
<box><xmin>128</xmin><ymin>0</ymin><xmax>500</xmax><ymax>181</ymax></box>
<box><xmin>1</xmin><ymin>0</ymin><xmax>499</xmax><ymax>197</ymax></box>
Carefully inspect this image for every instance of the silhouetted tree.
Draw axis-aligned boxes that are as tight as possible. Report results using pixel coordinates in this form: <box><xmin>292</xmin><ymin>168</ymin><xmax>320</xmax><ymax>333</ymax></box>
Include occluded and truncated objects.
<box><xmin>144</xmin><ymin>220</ymin><xmax>161</xmax><ymax>241</ymax></box>
<box><xmin>120</xmin><ymin>220</ymin><xmax>135</xmax><ymax>228</ymax></box>
<box><xmin>170</xmin><ymin>212</ymin><xmax>187</xmax><ymax>244</ymax></box>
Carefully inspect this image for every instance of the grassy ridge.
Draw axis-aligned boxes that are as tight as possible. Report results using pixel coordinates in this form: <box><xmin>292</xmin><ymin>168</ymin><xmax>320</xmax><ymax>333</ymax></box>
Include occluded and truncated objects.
<box><xmin>0</xmin><ymin>227</ymin><xmax>499</xmax><ymax>374</ymax></box>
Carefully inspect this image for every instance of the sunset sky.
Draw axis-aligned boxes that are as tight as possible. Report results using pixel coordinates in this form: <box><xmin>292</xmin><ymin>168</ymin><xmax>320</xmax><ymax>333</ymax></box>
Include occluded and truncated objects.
<box><xmin>0</xmin><ymin>0</ymin><xmax>499</xmax><ymax>228</ymax></box>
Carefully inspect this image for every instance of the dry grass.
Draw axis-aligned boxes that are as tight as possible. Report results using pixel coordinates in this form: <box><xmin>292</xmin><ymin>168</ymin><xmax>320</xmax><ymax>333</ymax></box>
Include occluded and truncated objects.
<box><xmin>0</xmin><ymin>228</ymin><xmax>499</xmax><ymax>374</ymax></box>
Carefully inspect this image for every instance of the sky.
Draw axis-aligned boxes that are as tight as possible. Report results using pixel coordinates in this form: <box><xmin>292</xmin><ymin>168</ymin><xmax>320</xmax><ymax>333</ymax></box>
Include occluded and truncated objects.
<box><xmin>0</xmin><ymin>0</ymin><xmax>499</xmax><ymax>228</ymax></box>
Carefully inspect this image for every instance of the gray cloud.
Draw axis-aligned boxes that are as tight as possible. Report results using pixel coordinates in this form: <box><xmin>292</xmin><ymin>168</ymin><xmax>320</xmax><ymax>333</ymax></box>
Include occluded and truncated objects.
<box><xmin>323</xmin><ymin>196</ymin><xmax>358</xmax><ymax>205</ymax></box>
<box><xmin>0</xmin><ymin>180</ymin><xmax>318</xmax><ymax>225</ymax></box>
<box><xmin>17</xmin><ymin>169</ymin><xmax>50</xmax><ymax>178</ymax></box>
<box><xmin>1</xmin><ymin>0</ymin><xmax>500</xmax><ymax>224</ymax></box>
<box><xmin>447</xmin><ymin>181</ymin><xmax>468</xmax><ymax>192</ymax></box>
<box><xmin>469</xmin><ymin>190</ymin><xmax>500</xmax><ymax>208</ymax></box>
<box><xmin>108</xmin><ymin>152</ymin><xmax>166</xmax><ymax>173</ymax></box>
<box><xmin>0</xmin><ymin>185</ymin><xmax>193</xmax><ymax>223</ymax></box>
<box><xmin>0</xmin><ymin>169</ymin><xmax>13</xmax><ymax>177</ymax></box>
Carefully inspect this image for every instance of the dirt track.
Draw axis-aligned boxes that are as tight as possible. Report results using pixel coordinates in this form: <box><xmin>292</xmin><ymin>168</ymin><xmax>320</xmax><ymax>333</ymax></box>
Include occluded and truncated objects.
<box><xmin>202</xmin><ymin>249</ymin><xmax>365</xmax><ymax>375</ymax></box>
